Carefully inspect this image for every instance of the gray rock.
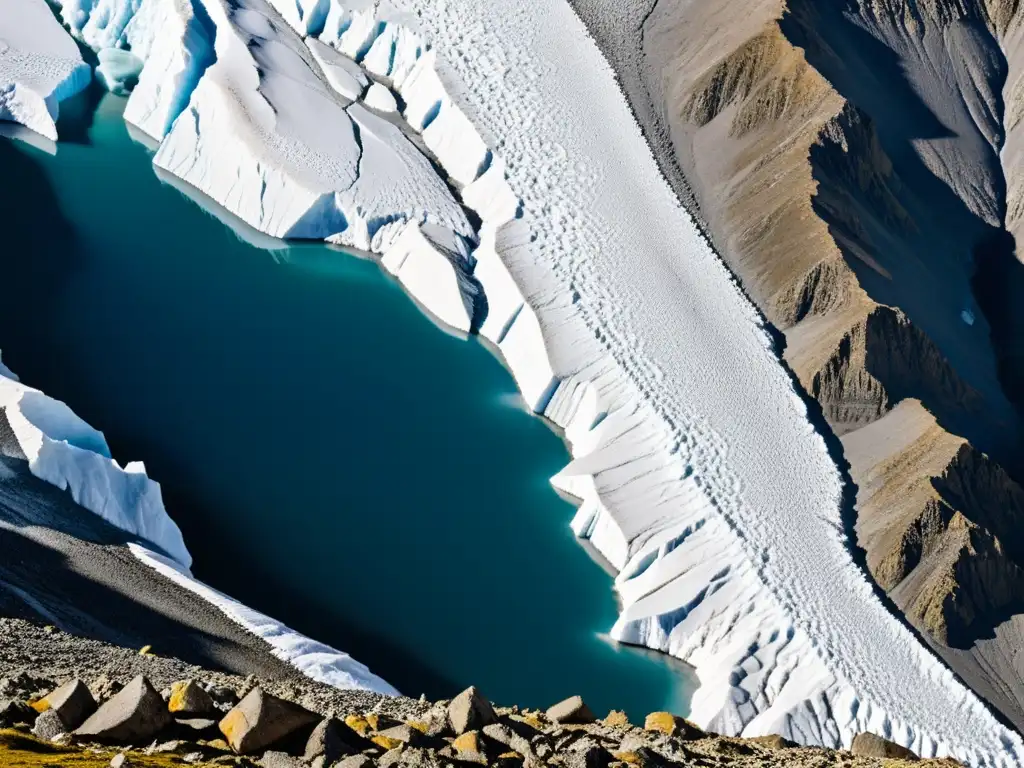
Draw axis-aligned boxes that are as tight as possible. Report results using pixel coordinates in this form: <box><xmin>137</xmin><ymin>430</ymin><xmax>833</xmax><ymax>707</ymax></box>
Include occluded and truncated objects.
<box><xmin>304</xmin><ymin>718</ymin><xmax>359</xmax><ymax>762</ymax></box>
<box><xmin>447</xmin><ymin>687</ymin><xmax>496</xmax><ymax>735</ymax></box>
<box><xmin>851</xmin><ymin>732</ymin><xmax>919</xmax><ymax>760</ymax></box>
<box><xmin>0</xmin><ymin>699</ymin><xmax>35</xmax><ymax>728</ymax></box>
<box><xmin>376</xmin><ymin>725</ymin><xmax>426</xmax><ymax>747</ymax></box>
<box><xmin>206</xmin><ymin>686</ymin><xmax>238</xmax><ymax>706</ymax></box>
<box><xmin>218</xmin><ymin>688</ymin><xmax>319</xmax><ymax>755</ymax></box>
<box><xmin>149</xmin><ymin>741</ymin><xmax>189</xmax><ymax>754</ymax></box>
<box><xmin>35</xmin><ymin>679</ymin><xmax>97</xmax><ymax>730</ymax></box>
<box><xmin>169</xmin><ymin>681</ymin><xmax>215</xmax><ymax>716</ymax></box>
<box><xmin>482</xmin><ymin>723</ymin><xmax>536</xmax><ymax>762</ymax></box>
<box><xmin>90</xmin><ymin>675</ymin><xmax>124</xmax><ymax>703</ymax></box>
<box><xmin>335</xmin><ymin>756</ymin><xmax>374</xmax><ymax>768</ymax></box>
<box><xmin>566</xmin><ymin>742</ymin><xmax>613</xmax><ymax>768</ymax></box>
<box><xmin>377</xmin><ymin>746</ymin><xmax>441</xmax><ymax>768</ymax></box>
<box><xmin>32</xmin><ymin>709</ymin><xmax>68</xmax><ymax>742</ymax></box>
<box><xmin>75</xmin><ymin>675</ymin><xmax>172</xmax><ymax>743</ymax></box>
<box><xmin>545</xmin><ymin>696</ymin><xmax>595</xmax><ymax>725</ymax></box>
<box><xmin>259</xmin><ymin>751</ymin><xmax>303</xmax><ymax>768</ymax></box>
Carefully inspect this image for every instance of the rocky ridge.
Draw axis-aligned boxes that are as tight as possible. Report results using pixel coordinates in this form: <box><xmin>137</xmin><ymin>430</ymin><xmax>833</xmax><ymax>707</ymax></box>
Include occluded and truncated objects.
<box><xmin>0</xmin><ymin>621</ymin><xmax>957</xmax><ymax>768</ymax></box>
<box><xmin>569</xmin><ymin>0</ymin><xmax>1024</xmax><ymax>732</ymax></box>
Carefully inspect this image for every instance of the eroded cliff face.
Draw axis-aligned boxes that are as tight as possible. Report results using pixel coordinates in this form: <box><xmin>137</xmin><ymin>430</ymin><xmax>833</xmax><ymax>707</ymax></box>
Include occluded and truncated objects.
<box><xmin>569</xmin><ymin>0</ymin><xmax>1024</xmax><ymax>732</ymax></box>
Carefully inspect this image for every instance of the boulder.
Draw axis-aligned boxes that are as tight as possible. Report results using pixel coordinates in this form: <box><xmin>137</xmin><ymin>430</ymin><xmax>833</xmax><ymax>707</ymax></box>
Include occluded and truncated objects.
<box><xmin>0</xmin><ymin>700</ymin><xmax>35</xmax><ymax>728</ymax></box>
<box><xmin>546</xmin><ymin>697</ymin><xmax>595</xmax><ymax>725</ymax></box>
<box><xmin>642</xmin><ymin>712</ymin><xmax>702</xmax><ymax>739</ymax></box>
<box><xmin>218</xmin><ymin>688</ymin><xmax>318</xmax><ymax>755</ymax></box>
<box><xmin>376</xmin><ymin>724</ymin><xmax>427</xmax><ymax>747</ymax></box>
<box><xmin>366</xmin><ymin>713</ymin><xmax>400</xmax><ymax>732</ymax></box>
<box><xmin>32</xmin><ymin>709</ymin><xmax>68</xmax><ymax>742</ymax></box>
<box><xmin>258</xmin><ymin>751</ymin><xmax>302</xmax><ymax>768</ymax></box>
<box><xmin>335</xmin><ymin>756</ymin><xmax>374</xmax><ymax>768</ymax></box>
<box><xmin>76</xmin><ymin>676</ymin><xmax>172</xmax><ymax>743</ymax></box>
<box><xmin>482</xmin><ymin>723</ymin><xmax>536</xmax><ymax>763</ymax></box>
<box><xmin>110</xmin><ymin>754</ymin><xmax>130</xmax><ymax>768</ymax></box>
<box><xmin>851</xmin><ymin>732</ymin><xmax>919</xmax><ymax>760</ymax></box>
<box><xmin>602</xmin><ymin>711</ymin><xmax>630</xmax><ymax>728</ymax></box>
<box><xmin>452</xmin><ymin>731</ymin><xmax>488</xmax><ymax>764</ymax></box>
<box><xmin>344</xmin><ymin>715</ymin><xmax>370</xmax><ymax>737</ymax></box>
<box><xmin>303</xmin><ymin>718</ymin><xmax>359</xmax><ymax>763</ymax></box>
<box><xmin>447</xmin><ymin>687</ymin><xmax>497</xmax><ymax>735</ymax></box>
<box><xmin>747</xmin><ymin>734</ymin><xmax>795</xmax><ymax>749</ymax></box>
<box><xmin>32</xmin><ymin>679</ymin><xmax>97</xmax><ymax>729</ymax></box>
<box><xmin>169</xmin><ymin>681</ymin><xmax>215</xmax><ymax>716</ymax></box>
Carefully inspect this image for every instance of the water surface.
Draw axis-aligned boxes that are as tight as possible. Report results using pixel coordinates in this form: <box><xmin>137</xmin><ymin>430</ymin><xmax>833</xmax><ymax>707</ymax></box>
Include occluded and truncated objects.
<box><xmin>0</xmin><ymin>89</ymin><xmax>695</xmax><ymax>719</ymax></box>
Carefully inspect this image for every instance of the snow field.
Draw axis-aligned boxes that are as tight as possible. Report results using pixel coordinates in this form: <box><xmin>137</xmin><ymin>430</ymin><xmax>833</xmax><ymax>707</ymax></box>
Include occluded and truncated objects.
<box><xmin>12</xmin><ymin>0</ymin><xmax>1024</xmax><ymax>759</ymax></box>
<box><xmin>0</xmin><ymin>0</ymin><xmax>92</xmax><ymax>140</ymax></box>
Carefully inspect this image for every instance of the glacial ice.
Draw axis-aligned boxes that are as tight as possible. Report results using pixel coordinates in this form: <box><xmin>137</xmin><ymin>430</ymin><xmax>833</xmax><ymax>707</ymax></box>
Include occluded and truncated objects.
<box><xmin>131</xmin><ymin>544</ymin><xmax>398</xmax><ymax>695</ymax></box>
<box><xmin>20</xmin><ymin>0</ymin><xmax>1024</xmax><ymax>759</ymax></box>
<box><xmin>0</xmin><ymin>0</ymin><xmax>91</xmax><ymax>140</ymax></box>
<box><xmin>0</xmin><ymin>356</ymin><xmax>191</xmax><ymax>569</ymax></box>
<box><xmin>96</xmin><ymin>48</ymin><xmax>143</xmax><ymax>94</ymax></box>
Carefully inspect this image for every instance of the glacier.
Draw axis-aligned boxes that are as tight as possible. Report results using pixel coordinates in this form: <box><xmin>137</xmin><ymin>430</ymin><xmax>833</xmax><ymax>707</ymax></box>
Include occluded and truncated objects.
<box><xmin>0</xmin><ymin>351</ymin><xmax>395</xmax><ymax>695</ymax></box>
<box><xmin>0</xmin><ymin>0</ymin><xmax>91</xmax><ymax>141</ymax></box>
<box><xmin>7</xmin><ymin>0</ymin><xmax>1024</xmax><ymax>761</ymax></box>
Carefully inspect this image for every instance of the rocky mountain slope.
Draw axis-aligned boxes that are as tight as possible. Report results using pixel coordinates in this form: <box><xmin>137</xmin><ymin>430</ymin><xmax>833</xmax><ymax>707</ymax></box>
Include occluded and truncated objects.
<box><xmin>569</xmin><ymin>0</ymin><xmax>1024</xmax><ymax>733</ymax></box>
<box><xmin>0</xmin><ymin>619</ymin><xmax>957</xmax><ymax>768</ymax></box>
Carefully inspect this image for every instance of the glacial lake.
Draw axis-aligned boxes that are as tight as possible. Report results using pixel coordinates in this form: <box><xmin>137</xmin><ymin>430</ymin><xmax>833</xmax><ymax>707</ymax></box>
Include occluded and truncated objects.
<box><xmin>0</xmin><ymin>89</ymin><xmax>695</xmax><ymax>718</ymax></box>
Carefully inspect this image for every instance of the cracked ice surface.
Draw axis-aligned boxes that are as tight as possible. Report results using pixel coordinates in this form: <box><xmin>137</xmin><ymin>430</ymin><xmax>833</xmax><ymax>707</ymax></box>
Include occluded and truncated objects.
<box><xmin>305</xmin><ymin>2</ymin><xmax>1022</xmax><ymax>765</ymax></box>
<box><xmin>20</xmin><ymin>0</ymin><xmax>1024</xmax><ymax>756</ymax></box>
<box><xmin>0</xmin><ymin>0</ymin><xmax>91</xmax><ymax>140</ymax></box>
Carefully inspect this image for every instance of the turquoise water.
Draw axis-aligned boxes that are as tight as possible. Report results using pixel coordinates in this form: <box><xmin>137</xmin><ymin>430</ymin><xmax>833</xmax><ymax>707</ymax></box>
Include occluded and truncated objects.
<box><xmin>0</xmin><ymin>90</ymin><xmax>695</xmax><ymax>718</ymax></box>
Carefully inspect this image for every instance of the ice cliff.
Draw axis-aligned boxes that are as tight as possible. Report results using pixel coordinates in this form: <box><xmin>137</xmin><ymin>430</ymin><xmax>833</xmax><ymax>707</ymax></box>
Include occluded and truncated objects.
<box><xmin>6</xmin><ymin>0</ymin><xmax>1024</xmax><ymax>762</ymax></box>
<box><xmin>0</xmin><ymin>0</ymin><xmax>91</xmax><ymax>141</ymax></box>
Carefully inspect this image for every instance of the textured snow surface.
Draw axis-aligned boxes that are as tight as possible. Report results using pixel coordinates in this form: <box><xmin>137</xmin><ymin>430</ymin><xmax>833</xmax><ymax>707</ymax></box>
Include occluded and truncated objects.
<box><xmin>131</xmin><ymin>544</ymin><xmax>398</xmax><ymax>695</ymax></box>
<box><xmin>24</xmin><ymin>0</ymin><xmax>1024</xmax><ymax>759</ymax></box>
<box><xmin>0</xmin><ymin>356</ymin><xmax>191</xmax><ymax>568</ymax></box>
<box><xmin>309</xmin><ymin>3</ymin><xmax>1018</xmax><ymax>765</ymax></box>
<box><xmin>0</xmin><ymin>0</ymin><xmax>91</xmax><ymax>140</ymax></box>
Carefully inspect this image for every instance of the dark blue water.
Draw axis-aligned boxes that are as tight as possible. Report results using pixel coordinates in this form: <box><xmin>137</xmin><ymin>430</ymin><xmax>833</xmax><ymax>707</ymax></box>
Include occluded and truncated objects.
<box><xmin>0</xmin><ymin>89</ymin><xmax>694</xmax><ymax>718</ymax></box>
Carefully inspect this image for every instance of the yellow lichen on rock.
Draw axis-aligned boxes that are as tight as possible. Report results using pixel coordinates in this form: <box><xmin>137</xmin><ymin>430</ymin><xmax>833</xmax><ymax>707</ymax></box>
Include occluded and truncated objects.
<box><xmin>217</xmin><ymin>709</ymin><xmax>249</xmax><ymax>751</ymax></box>
<box><xmin>344</xmin><ymin>715</ymin><xmax>369</xmax><ymax>736</ymax></box>
<box><xmin>452</xmin><ymin>731</ymin><xmax>482</xmax><ymax>753</ymax></box>
<box><xmin>370</xmin><ymin>735</ymin><xmax>401</xmax><ymax>751</ymax></box>
<box><xmin>603</xmin><ymin>710</ymin><xmax>630</xmax><ymax>727</ymax></box>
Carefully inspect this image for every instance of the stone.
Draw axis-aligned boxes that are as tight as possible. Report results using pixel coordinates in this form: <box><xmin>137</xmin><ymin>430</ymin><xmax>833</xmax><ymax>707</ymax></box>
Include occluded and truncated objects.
<box><xmin>482</xmin><ymin>724</ymin><xmax>535</xmax><ymax>762</ymax></box>
<box><xmin>0</xmin><ymin>699</ymin><xmax>35</xmax><ymax>728</ymax></box>
<box><xmin>169</xmin><ymin>681</ymin><xmax>215</xmax><ymax>716</ymax></box>
<box><xmin>343</xmin><ymin>715</ymin><xmax>370</xmax><ymax>737</ymax></box>
<box><xmin>149</xmin><ymin>741</ymin><xmax>189</xmax><ymax>754</ymax></box>
<box><xmin>545</xmin><ymin>696</ymin><xmax>595</xmax><ymax>725</ymax></box>
<box><xmin>747</xmin><ymin>734</ymin><xmax>795</xmax><ymax>749</ymax></box>
<box><xmin>90</xmin><ymin>675</ymin><xmax>124</xmax><ymax>703</ymax></box>
<box><xmin>567</xmin><ymin>744</ymin><xmax>613</xmax><ymax>768</ymax></box>
<box><xmin>258</xmin><ymin>751</ymin><xmax>302</xmax><ymax>768</ymax></box>
<box><xmin>32</xmin><ymin>709</ymin><xmax>68</xmax><ymax>742</ymax></box>
<box><xmin>371</xmin><ymin>734</ymin><xmax>403</xmax><ymax>751</ymax></box>
<box><xmin>376</xmin><ymin>725</ymin><xmax>426</xmax><ymax>747</ymax></box>
<box><xmin>183</xmin><ymin>753</ymin><xmax>204</xmax><ymax>764</ymax></box>
<box><xmin>452</xmin><ymin>730</ymin><xmax>487</xmax><ymax>764</ymax></box>
<box><xmin>110</xmin><ymin>753</ymin><xmax>130</xmax><ymax>768</ymax></box>
<box><xmin>603</xmin><ymin>711</ymin><xmax>630</xmax><ymax>728</ymax></box>
<box><xmin>365</xmin><ymin>713</ymin><xmax>400</xmax><ymax>732</ymax></box>
<box><xmin>32</xmin><ymin>679</ymin><xmax>97</xmax><ymax>729</ymax></box>
<box><xmin>447</xmin><ymin>687</ymin><xmax>497</xmax><ymax>735</ymax></box>
<box><xmin>303</xmin><ymin>718</ymin><xmax>359</xmax><ymax>762</ymax></box>
<box><xmin>851</xmin><ymin>732</ymin><xmax>919</xmax><ymax>760</ymax></box>
<box><xmin>207</xmin><ymin>687</ymin><xmax>238</xmax><ymax>706</ymax></box>
<box><xmin>642</xmin><ymin>712</ymin><xmax>702</xmax><ymax>740</ymax></box>
<box><xmin>335</xmin><ymin>756</ymin><xmax>374</xmax><ymax>768</ymax></box>
<box><xmin>219</xmin><ymin>688</ymin><xmax>318</xmax><ymax>755</ymax></box>
<box><xmin>76</xmin><ymin>675</ymin><xmax>172</xmax><ymax>743</ymax></box>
